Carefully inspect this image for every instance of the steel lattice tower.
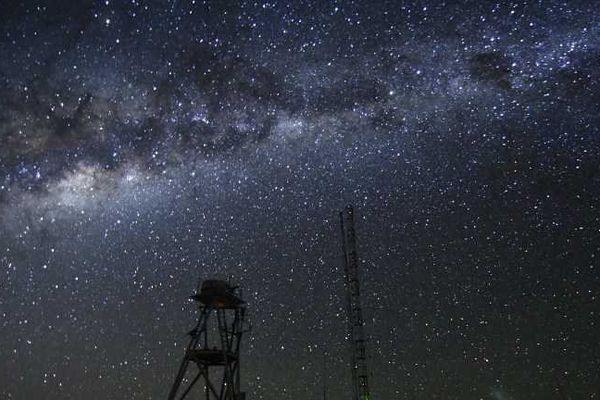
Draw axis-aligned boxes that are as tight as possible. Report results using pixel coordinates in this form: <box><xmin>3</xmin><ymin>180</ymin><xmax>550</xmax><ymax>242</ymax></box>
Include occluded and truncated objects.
<box><xmin>340</xmin><ymin>206</ymin><xmax>371</xmax><ymax>400</ymax></box>
<box><xmin>168</xmin><ymin>280</ymin><xmax>247</xmax><ymax>400</ymax></box>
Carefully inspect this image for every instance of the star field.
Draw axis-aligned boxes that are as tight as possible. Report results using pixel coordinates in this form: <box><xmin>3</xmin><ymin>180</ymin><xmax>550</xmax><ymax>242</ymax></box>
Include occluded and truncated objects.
<box><xmin>1</xmin><ymin>1</ymin><xmax>599</xmax><ymax>399</ymax></box>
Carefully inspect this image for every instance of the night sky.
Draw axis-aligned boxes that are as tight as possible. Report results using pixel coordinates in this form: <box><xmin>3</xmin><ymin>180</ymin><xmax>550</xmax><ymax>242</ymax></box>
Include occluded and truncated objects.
<box><xmin>1</xmin><ymin>1</ymin><xmax>599</xmax><ymax>399</ymax></box>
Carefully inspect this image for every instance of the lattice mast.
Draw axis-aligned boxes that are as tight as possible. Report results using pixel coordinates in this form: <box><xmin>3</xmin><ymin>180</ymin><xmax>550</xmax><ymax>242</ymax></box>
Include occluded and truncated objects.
<box><xmin>340</xmin><ymin>206</ymin><xmax>370</xmax><ymax>400</ymax></box>
<box><xmin>168</xmin><ymin>280</ymin><xmax>247</xmax><ymax>400</ymax></box>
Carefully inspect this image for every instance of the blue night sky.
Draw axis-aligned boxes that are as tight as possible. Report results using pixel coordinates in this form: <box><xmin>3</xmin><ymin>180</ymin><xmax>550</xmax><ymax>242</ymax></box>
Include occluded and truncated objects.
<box><xmin>1</xmin><ymin>1</ymin><xmax>599</xmax><ymax>399</ymax></box>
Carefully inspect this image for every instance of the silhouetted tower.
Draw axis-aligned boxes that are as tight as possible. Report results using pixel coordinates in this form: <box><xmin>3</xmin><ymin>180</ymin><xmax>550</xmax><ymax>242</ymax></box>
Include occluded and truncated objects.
<box><xmin>340</xmin><ymin>206</ymin><xmax>371</xmax><ymax>400</ymax></box>
<box><xmin>168</xmin><ymin>279</ymin><xmax>247</xmax><ymax>400</ymax></box>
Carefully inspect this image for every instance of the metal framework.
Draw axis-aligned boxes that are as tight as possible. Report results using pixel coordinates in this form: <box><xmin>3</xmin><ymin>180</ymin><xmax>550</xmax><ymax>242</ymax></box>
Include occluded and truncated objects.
<box><xmin>340</xmin><ymin>206</ymin><xmax>371</xmax><ymax>400</ymax></box>
<box><xmin>168</xmin><ymin>280</ymin><xmax>247</xmax><ymax>400</ymax></box>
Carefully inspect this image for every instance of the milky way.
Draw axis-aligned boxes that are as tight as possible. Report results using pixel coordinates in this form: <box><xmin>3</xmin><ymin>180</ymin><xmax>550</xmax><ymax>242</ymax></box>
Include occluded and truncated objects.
<box><xmin>1</xmin><ymin>1</ymin><xmax>599</xmax><ymax>399</ymax></box>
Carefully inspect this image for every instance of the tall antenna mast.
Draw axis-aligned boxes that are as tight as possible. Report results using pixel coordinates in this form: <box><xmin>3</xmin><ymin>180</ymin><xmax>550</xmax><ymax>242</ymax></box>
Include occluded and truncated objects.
<box><xmin>340</xmin><ymin>205</ymin><xmax>371</xmax><ymax>400</ymax></box>
<box><xmin>322</xmin><ymin>351</ymin><xmax>327</xmax><ymax>400</ymax></box>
